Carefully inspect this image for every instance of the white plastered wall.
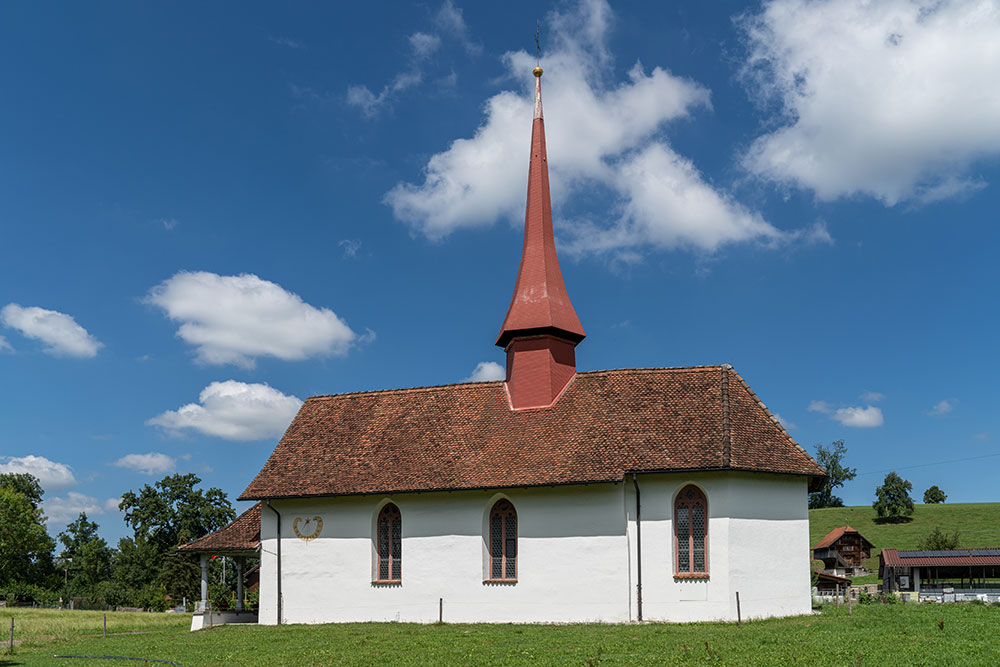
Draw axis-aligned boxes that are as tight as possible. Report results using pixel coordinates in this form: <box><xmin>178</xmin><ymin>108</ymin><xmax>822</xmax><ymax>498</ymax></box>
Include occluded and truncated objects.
<box><xmin>625</xmin><ymin>471</ymin><xmax>812</xmax><ymax>622</ymax></box>
<box><xmin>257</xmin><ymin>472</ymin><xmax>811</xmax><ymax>625</ymax></box>
<box><xmin>258</xmin><ymin>484</ymin><xmax>631</xmax><ymax>625</ymax></box>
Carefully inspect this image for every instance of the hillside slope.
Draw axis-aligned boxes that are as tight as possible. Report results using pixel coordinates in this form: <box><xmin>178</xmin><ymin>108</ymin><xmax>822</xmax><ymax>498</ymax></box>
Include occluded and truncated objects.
<box><xmin>809</xmin><ymin>502</ymin><xmax>1000</xmax><ymax>583</ymax></box>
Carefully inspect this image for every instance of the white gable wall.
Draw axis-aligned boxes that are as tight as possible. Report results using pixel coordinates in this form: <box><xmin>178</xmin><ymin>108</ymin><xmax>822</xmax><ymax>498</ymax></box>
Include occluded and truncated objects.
<box><xmin>257</xmin><ymin>471</ymin><xmax>810</xmax><ymax>625</ymax></box>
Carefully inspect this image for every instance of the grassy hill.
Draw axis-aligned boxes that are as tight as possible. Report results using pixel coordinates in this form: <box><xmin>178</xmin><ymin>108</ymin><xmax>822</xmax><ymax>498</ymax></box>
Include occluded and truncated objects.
<box><xmin>809</xmin><ymin>502</ymin><xmax>1000</xmax><ymax>583</ymax></box>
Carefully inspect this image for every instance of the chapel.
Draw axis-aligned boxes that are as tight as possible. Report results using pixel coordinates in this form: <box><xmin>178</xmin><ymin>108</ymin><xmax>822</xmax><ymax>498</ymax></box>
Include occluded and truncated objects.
<box><xmin>189</xmin><ymin>67</ymin><xmax>825</xmax><ymax>625</ymax></box>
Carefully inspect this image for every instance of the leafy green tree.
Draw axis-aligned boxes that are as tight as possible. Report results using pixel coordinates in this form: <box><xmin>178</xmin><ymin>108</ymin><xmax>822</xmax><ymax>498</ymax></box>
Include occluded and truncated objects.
<box><xmin>0</xmin><ymin>486</ymin><xmax>55</xmax><ymax>586</ymax></box>
<box><xmin>120</xmin><ymin>473</ymin><xmax>235</xmax><ymax>554</ymax></box>
<box><xmin>918</xmin><ymin>525</ymin><xmax>960</xmax><ymax>551</ymax></box>
<box><xmin>923</xmin><ymin>485</ymin><xmax>947</xmax><ymax>504</ymax></box>
<box><xmin>113</xmin><ymin>535</ymin><xmax>162</xmax><ymax>592</ymax></box>
<box><xmin>76</xmin><ymin>537</ymin><xmax>114</xmax><ymax>588</ymax></box>
<box><xmin>0</xmin><ymin>472</ymin><xmax>45</xmax><ymax>509</ymax></box>
<box><xmin>58</xmin><ymin>512</ymin><xmax>100</xmax><ymax>560</ymax></box>
<box><xmin>808</xmin><ymin>440</ymin><xmax>857</xmax><ymax>509</ymax></box>
<box><xmin>873</xmin><ymin>472</ymin><xmax>915</xmax><ymax>522</ymax></box>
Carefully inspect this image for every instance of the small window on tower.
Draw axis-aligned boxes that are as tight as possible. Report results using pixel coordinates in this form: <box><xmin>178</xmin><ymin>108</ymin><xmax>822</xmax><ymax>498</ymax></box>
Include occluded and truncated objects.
<box><xmin>374</xmin><ymin>503</ymin><xmax>401</xmax><ymax>583</ymax></box>
<box><xmin>488</xmin><ymin>499</ymin><xmax>517</xmax><ymax>582</ymax></box>
<box><xmin>675</xmin><ymin>485</ymin><xmax>708</xmax><ymax>578</ymax></box>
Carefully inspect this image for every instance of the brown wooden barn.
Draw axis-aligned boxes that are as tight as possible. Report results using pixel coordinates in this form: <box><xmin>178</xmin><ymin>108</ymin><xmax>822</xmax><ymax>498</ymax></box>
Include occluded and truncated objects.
<box><xmin>813</xmin><ymin>525</ymin><xmax>875</xmax><ymax>577</ymax></box>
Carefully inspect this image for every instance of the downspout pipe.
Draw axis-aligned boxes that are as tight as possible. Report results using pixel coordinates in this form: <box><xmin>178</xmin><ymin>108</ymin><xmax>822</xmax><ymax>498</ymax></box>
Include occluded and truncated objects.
<box><xmin>632</xmin><ymin>473</ymin><xmax>643</xmax><ymax>622</ymax></box>
<box><xmin>265</xmin><ymin>500</ymin><xmax>282</xmax><ymax>625</ymax></box>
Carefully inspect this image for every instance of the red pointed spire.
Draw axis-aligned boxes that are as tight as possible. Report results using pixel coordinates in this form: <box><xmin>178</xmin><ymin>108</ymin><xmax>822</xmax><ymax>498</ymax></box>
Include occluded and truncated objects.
<box><xmin>497</xmin><ymin>68</ymin><xmax>585</xmax><ymax>410</ymax></box>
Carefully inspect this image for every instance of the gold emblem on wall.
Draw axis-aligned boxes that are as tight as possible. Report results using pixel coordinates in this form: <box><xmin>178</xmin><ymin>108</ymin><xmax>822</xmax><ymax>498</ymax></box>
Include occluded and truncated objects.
<box><xmin>292</xmin><ymin>516</ymin><xmax>323</xmax><ymax>541</ymax></box>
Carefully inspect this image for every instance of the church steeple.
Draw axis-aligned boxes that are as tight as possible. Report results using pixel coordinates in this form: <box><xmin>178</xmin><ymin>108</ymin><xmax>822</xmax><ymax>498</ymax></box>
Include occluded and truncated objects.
<box><xmin>497</xmin><ymin>67</ymin><xmax>585</xmax><ymax>410</ymax></box>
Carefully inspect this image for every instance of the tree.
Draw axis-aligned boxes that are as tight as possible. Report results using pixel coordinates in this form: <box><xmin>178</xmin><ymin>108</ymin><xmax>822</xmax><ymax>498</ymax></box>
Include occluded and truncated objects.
<box><xmin>808</xmin><ymin>440</ymin><xmax>857</xmax><ymax>509</ymax></box>
<box><xmin>0</xmin><ymin>472</ymin><xmax>44</xmax><ymax>510</ymax></box>
<box><xmin>923</xmin><ymin>485</ymin><xmax>947</xmax><ymax>504</ymax></box>
<box><xmin>873</xmin><ymin>472</ymin><xmax>914</xmax><ymax>522</ymax></box>
<box><xmin>918</xmin><ymin>525</ymin><xmax>960</xmax><ymax>551</ymax></box>
<box><xmin>0</xmin><ymin>486</ymin><xmax>55</xmax><ymax>586</ymax></box>
<box><xmin>119</xmin><ymin>473</ymin><xmax>235</xmax><ymax>554</ymax></box>
<box><xmin>58</xmin><ymin>512</ymin><xmax>100</xmax><ymax>560</ymax></box>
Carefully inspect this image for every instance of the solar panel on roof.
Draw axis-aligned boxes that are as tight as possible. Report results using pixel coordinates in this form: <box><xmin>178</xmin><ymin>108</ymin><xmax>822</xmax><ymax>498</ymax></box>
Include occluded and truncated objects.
<box><xmin>899</xmin><ymin>550</ymin><xmax>971</xmax><ymax>558</ymax></box>
<box><xmin>969</xmin><ymin>549</ymin><xmax>1000</xmax><ymax>556</ymax></box>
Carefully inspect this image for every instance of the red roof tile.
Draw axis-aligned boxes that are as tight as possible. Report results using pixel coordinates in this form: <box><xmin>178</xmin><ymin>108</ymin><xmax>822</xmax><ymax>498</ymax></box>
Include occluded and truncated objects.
<box><xmin>177</xmin><ymin>503</ymin><xmax>260</xmax><ymax>553</ymax></box>
<box><xmin>240</xmin><ymin>366</ymin><xmax>825</xmax><ymax>501</ymax></box>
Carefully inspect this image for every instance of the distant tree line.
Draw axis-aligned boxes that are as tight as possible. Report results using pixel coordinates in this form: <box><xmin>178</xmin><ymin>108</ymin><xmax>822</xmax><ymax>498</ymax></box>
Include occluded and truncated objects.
<box><xmin>0</xmin><ymin>471</ymin><xmax>245</xmax><ymax>610</ymax></box>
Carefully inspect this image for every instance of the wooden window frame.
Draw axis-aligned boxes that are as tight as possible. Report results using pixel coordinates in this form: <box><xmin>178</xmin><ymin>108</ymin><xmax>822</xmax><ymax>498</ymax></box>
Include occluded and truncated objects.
<box><xmin>674</xmin><ymin>485</ymin><xmax>709</xmax><ymax>579</ymax></box>
<box><xmin>486</xmin><ymin>499</ymin><xmax>518</xmax><ymax>583</ymax></box>
<box><xmin>374</xmin><ymin>503</ymin><xmax>402</xmax><ymax>584</ymax></box>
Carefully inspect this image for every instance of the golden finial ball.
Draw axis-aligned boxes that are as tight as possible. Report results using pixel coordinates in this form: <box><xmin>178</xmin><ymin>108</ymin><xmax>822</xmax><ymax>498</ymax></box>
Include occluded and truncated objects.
<box><xmin>533</xmin><ymin>66</ymin><xmax>543</xmax><ymax>77</ymax></box>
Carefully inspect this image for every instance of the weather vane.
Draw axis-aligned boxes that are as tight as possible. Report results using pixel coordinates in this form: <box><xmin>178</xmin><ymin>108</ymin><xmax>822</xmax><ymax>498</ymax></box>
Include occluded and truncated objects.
<box><xmin>535</xmin><ymin>22</ymin><xmax>541</xmax><ymax>65</ymax></box>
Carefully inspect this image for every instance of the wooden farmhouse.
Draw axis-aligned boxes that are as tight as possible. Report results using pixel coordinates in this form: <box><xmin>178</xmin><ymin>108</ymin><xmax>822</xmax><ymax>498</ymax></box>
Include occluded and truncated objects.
<box><xmin>812</xmin><ymin>526</ymin><xmax>874</xmax><ymax>577</ymax></box>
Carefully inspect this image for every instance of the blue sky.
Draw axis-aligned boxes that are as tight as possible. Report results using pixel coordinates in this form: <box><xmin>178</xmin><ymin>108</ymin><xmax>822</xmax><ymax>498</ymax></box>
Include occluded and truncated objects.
<box><xmin>1</xmin><ymin>0</ymin><xmax>997</xmax><ymax>544</ymax></box>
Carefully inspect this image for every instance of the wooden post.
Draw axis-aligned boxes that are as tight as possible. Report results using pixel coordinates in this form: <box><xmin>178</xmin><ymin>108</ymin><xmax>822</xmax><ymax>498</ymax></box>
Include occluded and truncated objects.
<box><xmin>836</xmin><ymin>585</ymin><xmax>841</xmax><ymax>605</ymax></box>
<box><xmin>736</xmin><ymin>592</ymin><xmax>741</xmax><ymax>629</ymax></box>
<box><xmin>849</xmin><ymin>591</ymin><xmax>853</xmax><ymax>616</ymax></box>
<box><xmin>439</xmin><ymin>597</ymin><xmax>443</xmax><ymax>623</ymax></box>
<box><xmin>103</xmin><ymin>613</ymin><xmax>107</xmax><ymax>637</ymax></box>
<box><xmin>8</xmin><ymin>617</ymin><xmax>13</xmax><ymax>655</ymax></box>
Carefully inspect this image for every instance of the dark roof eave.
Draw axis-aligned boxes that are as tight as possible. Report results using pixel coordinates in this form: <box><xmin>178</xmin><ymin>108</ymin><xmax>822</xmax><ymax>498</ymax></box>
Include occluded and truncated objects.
<box><xmin>239</xmin><ymin>467</ymin><xmax>822</xmax><ymax>501</ymax></box>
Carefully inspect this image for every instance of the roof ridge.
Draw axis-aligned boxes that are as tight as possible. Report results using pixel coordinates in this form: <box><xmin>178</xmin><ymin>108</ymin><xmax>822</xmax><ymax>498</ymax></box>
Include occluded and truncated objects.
<box><xmin>721</xmin><ymin>365</ymin><xmax>731</xmax><ymax>468</ymax></box>
<box><xmin>304</xmin><ymin>365</ymin><xmax>728</xmax><ymax>402</ymax></box>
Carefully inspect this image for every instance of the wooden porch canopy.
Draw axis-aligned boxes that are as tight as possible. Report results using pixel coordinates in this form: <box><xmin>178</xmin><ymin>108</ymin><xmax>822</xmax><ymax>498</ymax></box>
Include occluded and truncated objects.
<box><xmin>178</xmin><ymin>502</ymin><xmax>261</xmax><ymax>557</ymax></box>
<box><xmin>178</xmin><ymin>503</ymin><xmax>261</xmax><ymax>612</ymax></box>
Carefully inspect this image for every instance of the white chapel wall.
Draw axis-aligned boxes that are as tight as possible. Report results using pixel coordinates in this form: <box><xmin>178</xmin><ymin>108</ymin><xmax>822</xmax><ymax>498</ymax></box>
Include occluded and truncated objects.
<box><xmin>258</xmin><ymin>471</ymin><xmax>811</xmax><ymax>625</ymax></box>
<box><xmin>626</xmin><ymin>471</ymin><xmax>811</xmax><ymax>622</ymax></box>
<box><xmin>258</xmin><ymin>483</ymin><xmax>631</xmax><ymax>625</ymax></box>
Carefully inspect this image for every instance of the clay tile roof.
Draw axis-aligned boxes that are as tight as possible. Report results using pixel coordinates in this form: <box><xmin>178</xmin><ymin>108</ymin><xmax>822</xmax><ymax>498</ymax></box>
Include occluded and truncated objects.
<box><xmin>240</xmin><ymin>366</ymin><xmax>825</xmax><ymax>501</ymax></box>
<box><xmin>813</xmin><ymin>525</ymin><xmax>875</xmax><ymax>550</ymax></box>
<box><xmin>177</xmin><ymin>503</ymin><xmax>260</xmax><ymax>553</ymax></box>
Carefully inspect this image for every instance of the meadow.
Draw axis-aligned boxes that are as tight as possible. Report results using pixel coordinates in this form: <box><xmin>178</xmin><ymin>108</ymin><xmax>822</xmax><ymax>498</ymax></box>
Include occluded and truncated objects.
<box><xmin>809</xmin><ymin>502</ymin><xmax>1000</xmax><ymax>583</ymax></box>
<box><xmin>4</xmin><ymin>603</ymin><xmax>1000</xmax><ymax>666</ymax></box>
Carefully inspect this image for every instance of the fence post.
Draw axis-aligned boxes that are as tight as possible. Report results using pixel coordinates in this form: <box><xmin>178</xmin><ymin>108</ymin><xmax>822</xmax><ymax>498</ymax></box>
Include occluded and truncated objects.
<box><xmin>439</xmin><ymin>598</ymin><xmax>443</xmax><ymax>623</ymax></box>
<box><xmin>104</xmin><ymin>613</ymin><xmax>107</xmax><ymax>637</ymax></box>
<box><xmin>8</xmin><ymin>617</ymin><xmax>13</xmax><ymax>655</ymax></box>
<box><xmin>736</xmin><ymin>591</ymin><xmax>741</xmax><ymax>629</ymax></box>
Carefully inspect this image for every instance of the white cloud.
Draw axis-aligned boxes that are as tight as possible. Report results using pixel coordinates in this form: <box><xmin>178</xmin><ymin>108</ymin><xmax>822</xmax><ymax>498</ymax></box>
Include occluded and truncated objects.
<box><xmin>44</xmin><ymin>492</ymin><xmax>105</xmax><ymax>523</ymax></box>
<box><xmin>832</xmin><ymin>406</ymin><xmax>884</xmax><ymax>428</ymax></box>
<box><xmin>409</xmin><ymin>32</ymin><xmax>441</xmax><ymax>59</ymax></box>
<box><xmin>159</xmin><ymin>217</ymin><xmax>178</xmax><ymax>231</ymax></box>
<box><xmin>104</xmin><ymin>497</ymin><xmax>122</xmax><ymax>513</ymax></box>
<box><xmin>113</xmin><ymin>452</ymin><xmax>176</xmax><ymax>475</ymax></box>
<box><xmin>147</xmin><ymin>380</ymin><xmax>303</xmax><ymax>441</ymax></box>
<box><xmin>807</xmin><ymin>400</ymin><xmax>832</xmax><ymax>414</ymax></box>
<box><xmin>435</xmin><ymin>0</ymin><xmax>481</xmax><ymax>55</ymax></box>
<box><xmin>860</xmin><ymin>391</ymin><xmax>885</xmax><ymax>402</ymax></box>
<box><xmin>0</xmin><ymin>455</ymin><xmax>77</xmax><ymax>492</ymax></box>
<box><xmin>145</xmin><ymin>271</ymin><xmax>359</xmax><ymax>368</ymax></box>
<box><xmin>347</xmin><ymin>10</ymin><xmax>456</xmax><ymax>117</ymax></box>
<box><xmin>740</xmin><ymin>0</ymin><xmax>1000</xmax><ymax>205</ymax></box>
<box><xmin>339</xmin><ymin>239</ymin><xmax>362</xmax><ymax>258</ymax></box>
<box><xmin>810</xmin><ymin>398</ymin><xmax>883</xmax><ymax>427</ymax></box>
<box><xmin>386</xmin><ymin>0</ymin><xmax>795</xmax><ymax>257</ymax></box>
<box><xmin>0</xmin><ymin>335</ymin><xmax>10</xmax><ymax>352</ymax></box>
<box><xmin>1</xmin><ymin>304</ymin><xmax>102</xmax><ymax>358</ymax></box>
<box><xmin>928</xmin><ymin>399</ymin><xmax>956</xmax><ymax>417</ymax></box>
<box><xmin>464</xmin><ymin>361</ymin><xmax>505</xmax><ymax>382</ymax></box>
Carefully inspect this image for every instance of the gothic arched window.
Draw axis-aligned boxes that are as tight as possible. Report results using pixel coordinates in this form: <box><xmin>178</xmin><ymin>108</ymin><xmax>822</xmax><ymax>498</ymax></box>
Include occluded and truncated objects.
<box><xmin>376</xmin><ymin>503</ymin><xmax>401</xmax><ymax>582</ymax></box>
<box><xmin>675</xmin><ymin>485</ymin><xmax>708</xmax><ymax>577</ymax></box>
<box><xmin>489</xmin><ymin>499</ymin><xmax>517</xmax><ymax>581</ymax></box>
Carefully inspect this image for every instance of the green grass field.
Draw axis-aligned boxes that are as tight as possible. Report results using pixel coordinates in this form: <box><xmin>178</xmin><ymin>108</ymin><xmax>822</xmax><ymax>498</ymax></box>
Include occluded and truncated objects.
<box><xmin>4</xmin><ymin>604</ymin><xmax>1000</xmax><ymax>666</ymax></box>
<box><xmin>809</xmin><ymin>502</ymin><xmax>1000</xmax><ymax>583</ymax></box>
